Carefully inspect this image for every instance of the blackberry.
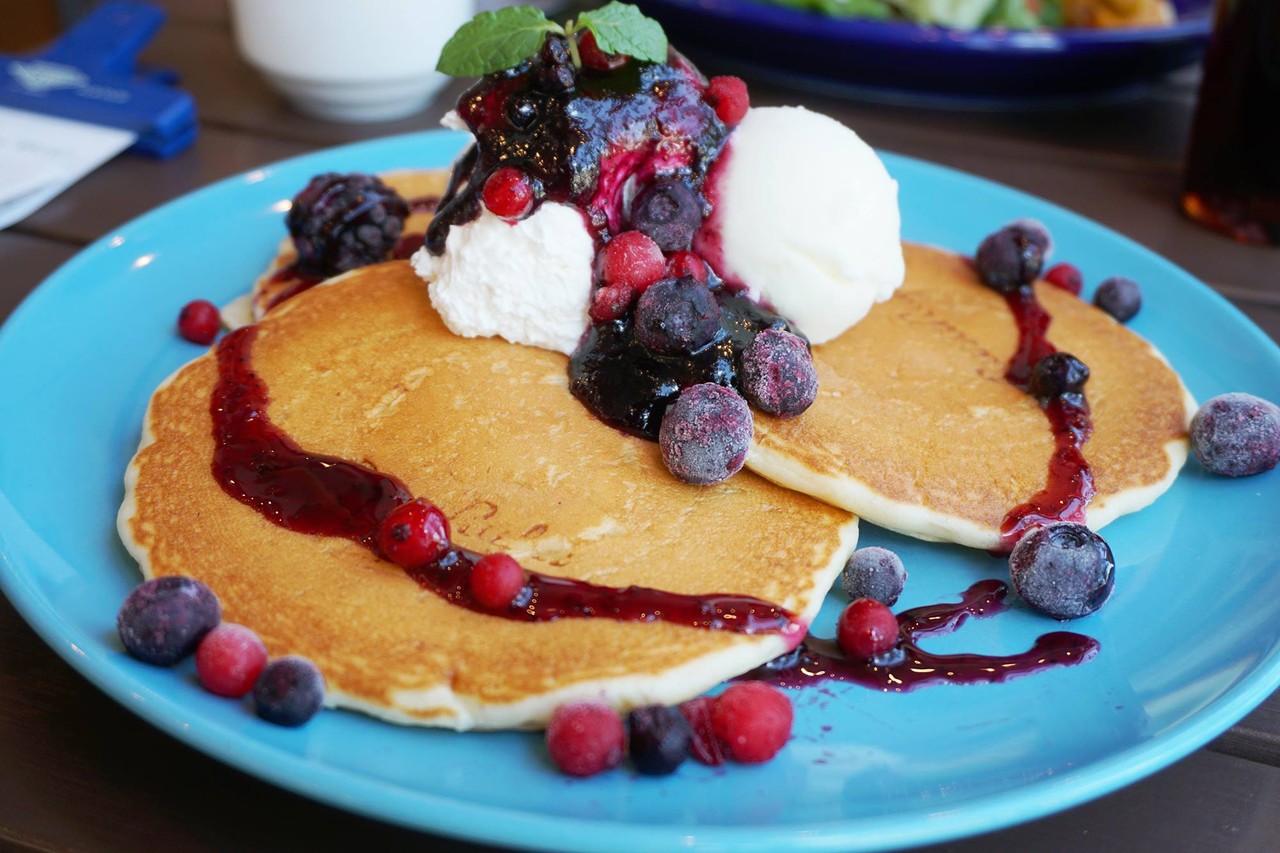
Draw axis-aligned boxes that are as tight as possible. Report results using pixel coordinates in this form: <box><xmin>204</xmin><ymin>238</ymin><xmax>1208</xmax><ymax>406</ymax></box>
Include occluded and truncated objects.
<box><xmin>1009</xmin><ymin>523</ymin><xmax>1115</xmax><ymax>620</ymax></box>
<box><xmin>975</xmin><ymin>224</ymin><xmax>1045</xmax><ymax>294</ymax></box>
<box><xmin>1094</xmin><ymin>276</ymin><xmax>1142</xmax><ymax>323</ymax></box>
<box><xmin>634</xmin><ymin>276</ymin><xmax>722</xmax><ymax>355</ymax></box>
<box><xmin>118</xmin><ymin>576</ymin><xmax>221</xmax><ymax>666</ymax></box>
<box><xmin>1030</xmin><ymin>352</ymin><xmax>1090</xmax><ymax>401</ymax></box>
<box><xmin>628</xmin><ymin>705</ymin><xmax>692</xmax><ymax>776</ymax></box>
<box><xmin>741</xmin><ymin>328</ymin><xmax>818</xmax><ymax>419</ymax></box>
<box><xmin>629</xmin><ymin>180</ymin><xmax>703</xmax><ymax>252</ymax></box>
<box><xmin>841</xmin><ymin>547</ymin><xmax>907</xmax><ymax>606</ymax></box>
<box><xmin>287</xmin><ymin>173</ymin><xmax>409</xmax><ymax>279</ymax></box>
<box><xmin>1190</xmin><ymin>392</ymin><xmax>1280</xmax><ymax>477</ymax></box>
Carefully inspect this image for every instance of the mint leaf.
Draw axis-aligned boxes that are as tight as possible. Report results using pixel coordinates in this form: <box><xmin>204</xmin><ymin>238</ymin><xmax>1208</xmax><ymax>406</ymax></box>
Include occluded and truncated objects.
<box><xmin>436</xmin><ymin>6</ymin><xmax>562</xmax><ymax>76</ymax></box>
<box><xmin>577</xmin><ymin>2</ymin><xmax>668</xmax><ymax>63</ymax></box>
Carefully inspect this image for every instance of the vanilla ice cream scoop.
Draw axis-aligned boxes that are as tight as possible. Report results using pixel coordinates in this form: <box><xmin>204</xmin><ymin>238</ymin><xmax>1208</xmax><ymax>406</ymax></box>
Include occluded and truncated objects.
<box><xmin>701</xmin><ymin>106</ymin><xmax>905</xmax><ymax>344</ymax></box>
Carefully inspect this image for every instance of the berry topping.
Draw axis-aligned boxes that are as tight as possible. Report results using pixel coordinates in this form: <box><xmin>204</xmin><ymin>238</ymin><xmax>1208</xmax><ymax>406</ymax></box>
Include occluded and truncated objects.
<box><xmin>600</xmin><ymin>230</ymin><xmax>666</xmax><ymax>292</ymax></box>
<box><xmin>482</xmin><ymin>166</ymin><xmax>536</xmax><ymax>221</ymax></box>
<box><xmin>633</xmin><ymin>276</ymin><xmax>722</xmax><ymax>355</ymax></box>
<box><xmin>589</xmin><ymin>282</ymin><xmax>636</xmax><ymax>323</ymax></box>
<box><xmin>195</xmin><ymin>623</ymin><xmax>268</xmax><ymax>698</ymax></box>
<box><xmin>117</xmin><ymin>576</ymin><xmax>222</xmax><ymax>666</ymax></box>
<box><xmin>628</xmin><ymin>705</ymin><xmax>693</xmax><ymax>776</ymax></box>
<box><xmin>253</xmin><ymin>655</ymin><xmax>326</xmax><ymax>727</ymax></box>
<box><xmin>665</xmin><ymin>250</ymin><xmax>708</xmax><ymax>283</ymax></box>
<box><xmin>535</xmin><ymin>36</ymin><xmax>577</xmax><ymax>93</ymax></box>
<box><xmin>377</xmin><ymin>498</ymin><xmax>451</xmax><ymax>568</ymax></box>
<box><xmin>177</xmin><ymin>300</ymin><xmax>221</xmax><ymax>345</ymax></box>
<box><xmin>1008</xmin><ymin>522</ymin><xmax>1115</xmax><ymax>619</ymax></box>
<box><xmin>1190</xmin><ymin>392</ymin><xmax>1280</xmax><ymax>477</ymax></box>
<box><xmin>705</xmin><ymin>75</ymin><xmax>750</xmax><ymax>126</ymax></box>
<box><xmin>1030</xmin><ymin>352</ymin><xmax>1090</xmax><ymax>400</ymax></box>
<box><xmin>546</xmin><ymin>702</ymin><xmax>625</xmax><ymax>777</ymax></box>
<box><xmin>841</xmin><ymin>547</ymin><xmax>907</xmax><ymax>606</ymax></box>
<box><xmin>659</xmin><ymin>383</ymin><xmax>753</xmax><ymax>484</ymax></box>
<box><xmin>577</xmin><ymin>30</ymin><xmax>626</xmax><ymax>72</ymax></box>
<box><xmin>678</xmin><ymin>697</ymin><xmax>727</xmax><ymax>766</ymax></box>
<box><xmin>470</xmin><ymin>553</ymin><xmax>528</xmax><ymax>609</ymax></box>
<box><xmin>711</xmin><ymin>682</ymin><xmax>792</xmax><ymax>763</ymax></box>
<box><xmin>975</xmin><ymin>224</ymin><xmax>1045</xmax><ymax>294</ymax></box>
<box><xmin>1094</xmin><ymin>276</ymin><xmax>1142</xmax><ymax>322</ymax></box>
<box><xmin>740</xmin><ymin>328</ymin><xmax>818</xmax><ymax>419</ymax></box>
<box><xmin>629</xmin><ymin>180</ymin><xmax>703</xmax><ymax>253</ymax></box>
<box><xmin>1044</xmin><ymin>262</ymin><xmax>1083</xmax><ymax>296</ymax></box>
<box><xmin>837</xmin><ymin>598</ymin><xmax>900</xmax><ymax>660</ymax></box>
<box><xmin>287</xmin><ymin>173</ymin><xmax>409</xmax><ymax>279</ymax></box>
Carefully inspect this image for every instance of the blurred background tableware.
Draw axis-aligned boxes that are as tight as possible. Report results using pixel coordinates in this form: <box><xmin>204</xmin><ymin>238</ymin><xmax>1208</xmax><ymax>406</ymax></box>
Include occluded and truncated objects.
<box><xmin>1181</xmin><ymin>0</ymin><xmax>1280</xmax><ymax>246</ymax></box>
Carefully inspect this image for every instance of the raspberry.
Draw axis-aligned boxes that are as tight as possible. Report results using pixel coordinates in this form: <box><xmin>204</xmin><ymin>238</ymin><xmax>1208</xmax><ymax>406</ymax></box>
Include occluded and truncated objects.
<box><xmin>837</xmin><ymin>598</ymin><xmax>899</xmax><ymax>660</ymax></box>
<box><xmin>287</xmin><ymin>173</ymin><xmax>408</xmax><ymax>279</ymax></box>
<box><xmin>629</xmin><ymin>180</ymin><xmax>703</xmax><ymax>252</ymax></box>
<box><xmin>665</xmin><ymin>250</ymin><xmax>708</xmax><ymax>283</ymax></box>
<box><xmin>253</xmin><ymin>656</ymin><xmax>325</xmax><ymax>727</ymax></box>
<box><xmin>1190</xmin><ymin>392</ymin><xmax>1280</xmax><ymax>477</ymax></box>
<box><xmin>633</xmin><ymin>277</ymin><xmax>722</xmax><ymax>355</ymax></box>
<box><xmin>577</xmin><ymin>30</ymin><xmax>626</xmax><ymax>71</ymax></box>
<box><xmin>1009</xmin><ymin>523</ymin><xmax>1115</xmax><ymax>619</ymax></box>
<box><xmin>841</xmin><ymin>547</ymin><xmax>907</xmax><ymax>606</ymax></box>
<box><xmin>377</xmin><ymin>498</ymin><xmax>451</xmax><ymax>568</ymax></box>
<box><xmin>1094</xmin><ymin>276</ymin><xmax>1142</xmax><ymax>322</ymax></box>
<box><xmin>1044</xmin><ymin>262</ymin><xmax>1083</xmax><ymax>296</ymax></box>
<box><xmin>117</xmin><ymin>576</ymin><xmax>221</xmax><ymax>666</ymax></box>
<box><xmin>628</xmin><ymin>705</ymin><xmax>692</xmax><ymax>775</ymax></box>
<box><xmin>711</xmin><ymin>682</ymin><xmax>792</xmax><ymax>763</ymax></box>
<box><xmin>482</xmin><ymin>166</ymin><xmax>536</xmax><ymax>221</ymax></box>
<box><xmin>1030</xmin><ymin>352</ymin><xmax>1090</xmax><ymax>401</ymax></box>
<box><xmin>470</xmin><ymin>553</ymin><xmax>527</xmax><ymax>610</ymax></box>
<box><xmin>740</xmin><ymin>328</ymin><xmax>818</xmax><ymax>419</ymax></box>
<box><xmin>705</xmin><ymin>76</ymin><xmax>750</xmax><ymax>126</ymax></box>
<box><xmin>177</xmin><ymin>300</ymin><xmax>221</xmax><ymax>345</ymax></box>
<box><xmin>600</xmin><ymin>231</ymin><xmax>665</xmax><ymax>292</ymax></box>
<box><xmin>678</xmin><ymin>697</ymin><xmax>727</xmax><ymax>766</ymax></box>
<box><xmin>545</xmin><ymin>702</ymin><xmax>625</xmax><ymax>777</ymax></box>
<box><xmin>975</xmin><ymin>224</ymin><xmax>1045</xmax><ymax>294</ymax></box>
<box><xmin>659</xmin><ymin>383</ymin><xmax>753</xmax><ymax>485</ymax></box>
<box><xmin>196</xmin><ymin>623</ymin><xmax>268</xmax><ymax>698</ymax></box>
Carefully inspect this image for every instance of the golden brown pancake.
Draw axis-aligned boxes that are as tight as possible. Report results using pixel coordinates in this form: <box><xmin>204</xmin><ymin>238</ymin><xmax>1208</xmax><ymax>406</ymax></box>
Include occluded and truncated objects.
<box><xmin>120</xmin><ymin>261</ymin><xmax>857</xmax><ymax>730</ymax></box>
<box><xmin>747</xmin><ymin>244</ymin><xmax>1193</xmax><ymax>550</ymax></box>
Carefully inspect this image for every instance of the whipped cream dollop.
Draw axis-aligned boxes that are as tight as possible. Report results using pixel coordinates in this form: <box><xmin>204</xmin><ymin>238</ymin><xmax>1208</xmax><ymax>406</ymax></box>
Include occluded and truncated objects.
<box><xmin>704</xmin><ymin>106</ymin><xmax>905</xmax><ymax>344</ymax></box>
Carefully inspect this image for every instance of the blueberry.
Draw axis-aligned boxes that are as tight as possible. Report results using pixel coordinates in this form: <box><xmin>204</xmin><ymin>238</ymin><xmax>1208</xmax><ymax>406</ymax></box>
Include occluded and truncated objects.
<box><xmin>841</xmin><ymin>547</ymin><xmax>907</xmax><ymax>606</ymax></box>
<box><xmin>287</xmin><ymin>173</ymin><xmax>409</xmax><ymax>279</ymax></box>
<box><xmin>117</xmin><ymin>576</ymin><xmax>221</xmax><ymax>666</ymax></box>
<box><xmin>975</xmin><ymin>224</ymin><xmax>1045</xmax><ymax>294</ymax></box>
<box><xmin>1008</xmin><ymin>523</ymin><xmax>1115</xmax><ymax>620</ymax></box>
<box><xmin>634</xmin><ymin>277</ymin><xmax>722</xmax><ymax>355</ymax></box>
<box><xmin>1010</xmin><ymin>219</ymin><xmax>1053</xmax><ymax>260</ymax></box>
<box><xmin>659</xmin><ymin>383</ymin><xmax>753</xmax><ymax>485</ymax></box>
<box><xmin>1094</xmin><ymin>276</ymin><xmax>1141</xmax><ymax>322</ymax></box>
<box><xmin>1030</xmin><ymin>352</ymin><xmax>1090</xmax><ymax>400</ymax></box>
<box><xmin>1190</xmin><ymin>392</ymin><xmax>1280</xmax><ymax>477</ymax></box>
<box><xmin>628</xmin><ymin>705</ymin><xmax>692</xmax><ymax>775</ymax></box>
<box><xmin>630</xmin><ymin>180</ymin><xmax>703</xmax><ymax>253</ymax></box>
<box><xmin>741</xmin><ymin>328</ymin><xmax>818</xmax><ymax>419</ymax></box>
<box><xmin>507</xmin><ymin>94</ymin><xmax>539</xmax><ymax>130</ymax></box>
<box><xmin>253</xmin><ymin>656</ymin><xmax>326</xmax><ymax>727</ymax></box>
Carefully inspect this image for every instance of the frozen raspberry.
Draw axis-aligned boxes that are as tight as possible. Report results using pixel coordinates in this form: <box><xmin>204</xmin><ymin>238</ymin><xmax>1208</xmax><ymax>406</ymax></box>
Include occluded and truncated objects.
<box><xmin>665</xmin><ymin>250</ymin><xmax>708</xmax><ymax>283</ymax></box>
<box><xmin>482</xmin><ymin>166</ymin><xmax>536</xmax><ymax>221</ymax></box>
<box><xmin>1009</xmin><ymin>523</ymin><xmax>1115</xmax><ymax>619</ymax></box>
<box><xmin>253</xmin><ymin>656</ymin><xmax>325</xmax><ymax>727</ymax></box>
<box><xmin>377</xmin><ymin>498</ymin><xmax>451</xmax><ymax>568</ymax></box>
<box><xmin>177</xmin><ymin>300</ymin><xmax>221</xmax><ymax>345</ymax></box>
<box><xmin>633</xmin><ymin>276</ymin><xmax>722</xmax><ymax>355</ymax></box>
<box><xmin>1030</xmin><ymin>352</ymin><xmax>1090</xmax><ymax>401</ymax></box>
<box><xmin>628</xmin><ymin>705</ymin><xmax>692</xmax><ymax>776</ymax></box>
<box><xmin>577</xmin><ymin>30</ymin><xmax>626</xmax><ymax>71</ymax></box>
<box><xmin>841</xmin><ymin>547</ymin><xmax>907</xmax><ymax>606</ymax></box>
<box><xmin>470</xmin><ymin>553</ymin><xmax>527</xmax><ymax>610</ymax></box>
<box><xmin>711</xmin><ymin>682</ymin><xmax>792</xmax><ymax>763</ymax></box>
<box><xmin>600</xmin><ymin>230</ymin><xmax>666</xmax><ymax>292</ymax></box>
<box><xmin>975</xmin><ymin>224</ymin><xmax>1045</xmax><ymax>294</ymax></box>
<box><xmin>1044</xmin><ymin>262</ymin><xmax>1083</xmax><ymax>296</ymax></box>
<box><xmin>705</xmin><ymin>76</ymin><xmax>750</xmax><ymax>126</ymax></box>
<box><xmin>118</xmin><ymin>576</ymin><xmax>221</xmax><ymax>666</ymax></box>
<box><xmin>740</xmin><ymin>328</ymin><xmax>818</xmax><ymax>419</ymax></box>
<box><xmin>589</xmin><ymin>282</ymin><xmax>636</xmax><ymax>323</ymax></box>
<box><xmin>837</xmin><ymin>598</ymin><xmax>899</xmax><ymax>660</ymax></box>
<box><xmin>196</xmin><ymin>623</ymin><xmax>268</xmax><ymax>698</ymax></box>
<box><xmin>1094</xmin><ymin>276</ymin><xmax>1142</xmax><ymax>322</ymax></box>
<box><xmin>1190</xmin><ymin>393</ymin><xmax>1280</xmax><ymax>477</ymax></box>
<box><xmin>545</xmin><ymin>702</ymin><xmax>625</xmax><ymax>777</ymax></box>
<box><xmin>630</xmin><ymin>180</ymin><xmax>703</xmax><ymax>252</ymax></box>
<box><xmin>659</xmin><ymin>383</ymin><xmax>753</xmax><ymax>485</ymax></box>
<box><xmin>287</xmin><ymin>173</ymin><xmax>408</xmax><ymax>279</ymax></box>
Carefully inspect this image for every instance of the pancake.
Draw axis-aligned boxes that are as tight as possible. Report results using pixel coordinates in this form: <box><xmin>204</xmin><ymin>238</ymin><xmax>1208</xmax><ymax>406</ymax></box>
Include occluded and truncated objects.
<box><xmin>120</xmin><ymin>261</ymin><xmax>858</xmax><ymax>731</ymax></box>
<box><xmin>746</xmin><ymin>244</ymin><xmax>1194</xmax><ymax>551</ymax></box>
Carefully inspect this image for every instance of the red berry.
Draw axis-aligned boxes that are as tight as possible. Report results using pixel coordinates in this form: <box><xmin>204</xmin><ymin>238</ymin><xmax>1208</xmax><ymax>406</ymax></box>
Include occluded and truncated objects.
<box><xmin>482</xmin><ymin>167</ymin><xmax>535</xmax><ymax>221</ymax></box>
<box><xmin>377</xmin><ymin>498</ymin><xmax>451</xmax><ymax>567</ymax></box>
<box><xmin>678</xmin><ymin>696</ymin><xmax>727</xmax><ymax>766</ymax></box>
<box><xmin>837</xmin><ymin>598</ymin><xmax>899</xmax><ymax>660</ymax></box>
<box><xmin>178</xmin><ymin>299</ymin><xmax>221</xmax><ymax>344</ymax></box>
<box><xmin>705</xmin><ymin>76</ymin><xmax>750</xmax><ymax>126</ymax></box>
<box><xmin>600</xmin><ymin>231</ymin><xmax>665</xmax><ymax>292</ymax></box>
<box><xmin>195</xmin><ymin>623</ymin><xmax>268</xmax><ymax>698</ymax></box>
<box><xmin>577</xmin><ymin>30</ymin><xmax>626</xmax><ymax>71</ymax></box>
<box><xmin>666</xmin><ymin>250</ymin><xmax>708</xmax><ymax>283</ymax></box>
<box><xmin>546</xmin><ymin>702</ymin><xmax>625</xmax><ymax>777</ymax></box>
<box><xmin>1044</xmin><ymin>262</ymin><xmax>1083</xmax><ymax>297</ymax></box>
<box><xmin>588</xmin><ymin>283</ymin><xmax>636</xmax><ymax>323</ymax></box>
<box><xmin>711</xmin><ymin>682</ymin><xmax>792</xmax><ymax>763</ymax></box>
<box><xmin>470</xmin><ymin>553</ymin><xmax>527</xmax><ymax>609</ymax></box>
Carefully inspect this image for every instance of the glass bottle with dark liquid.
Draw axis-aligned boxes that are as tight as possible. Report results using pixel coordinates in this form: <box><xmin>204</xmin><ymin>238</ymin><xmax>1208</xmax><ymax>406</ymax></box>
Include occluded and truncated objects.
<box><xmin>1181</xmin><ymin>0</ymin><xmax>1280</xmax><ymax>246</ymax></box>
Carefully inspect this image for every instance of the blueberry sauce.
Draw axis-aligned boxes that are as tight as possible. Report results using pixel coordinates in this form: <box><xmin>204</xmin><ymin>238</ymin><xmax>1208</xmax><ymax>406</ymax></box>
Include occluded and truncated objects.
<box><xmin>749</xmin><ymin>579</ymin><xmax>1098</xmax><ymax>691</ymax></box>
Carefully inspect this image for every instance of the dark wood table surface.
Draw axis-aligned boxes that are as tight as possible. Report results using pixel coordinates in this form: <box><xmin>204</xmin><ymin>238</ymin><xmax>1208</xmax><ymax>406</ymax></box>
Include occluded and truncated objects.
<box><xmin>3</xmin><ymin>2</ymin><xmax>1280</xmax><ymax>850</ymax></box>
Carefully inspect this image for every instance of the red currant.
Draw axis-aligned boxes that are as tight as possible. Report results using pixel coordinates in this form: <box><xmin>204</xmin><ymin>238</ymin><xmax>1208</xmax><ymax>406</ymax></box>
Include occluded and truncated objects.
<box><xmin>588</xmin><ymin>283</ymin><xmax>636</xmax><ymax>323</ymax></box>
<box><xmin>665</xmin><ymin>250</ymin><xmax>708</xmax><ymax>283</ymax></box>
<box><xmin>482</xmin><ymin>167</ymin><xmax>535</xmax><ymax>221</ymax></box>
<box><xmin>600</xmin><ymin>230</ymin><xmax>665</xmax><ymax>291</ymax></box>
<box><xmin>837</xmin><ymin>598</ymin><xmax>899</xmax><ymax>660</ymax></box>
<box><xmin>178</xmin><ymin>299</ymin><xmax>221</xmax><ymax>344</ymax></box>
<box><xmin>710</xmin><ymin>682</ymin><xmax>792</xmax><ymax>763</ymax></box>
<box><xmin>705</xmin><ymin>76</ymin><xmax>750</xmax><ymax>126</ymax></box>
<box><xmin>546</xmin><ymin>702</ymin><xmax>625</xmax><ymax>777</ymax></box>
<box><xmin>377</xmin><ymin>498</ymin><xmax>451</xmax><ymax>567</ymax></box>
<box><xmin>678</xmin><ymin>696</ymin><xmax>727</xmax><ymax>766</ymax></box>
<box><xmin>577</xmin><ymin>30</ymin><xmax>626</xmax><ymax>71</ymax></box>
<box><xmin>470</xmin><ymin>553</ymin><xmax>527</xmax><ymax>609</ymax></box>
<box><xmin>1044</xmin><ymin>262</ymin><xmax>1083</xmax><ymax>297</ymax></box>
<box><xmin>195</xmin><ymin>623</ymin><xmax>268</xmax><ymax>698</ymax></box>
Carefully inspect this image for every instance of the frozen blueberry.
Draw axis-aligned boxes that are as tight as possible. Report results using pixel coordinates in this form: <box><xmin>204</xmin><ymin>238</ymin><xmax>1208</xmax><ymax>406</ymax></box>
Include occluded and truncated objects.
<box><xmin>287</xmin><ymin>173</ymin><xmax>409</xmax><ymax>279</ymax></box>
<box><xmin>841</xmin><ymin>547</ymin><xmax>907</xmax><ymax>606</ymax></box>
<box><xmin>117</xmin><ymin>576</ymin><xmax>221</xmax><ymax>666</ymax></box>
<box><xmin>659</xmin><ymin>383</ymin><xmax>753</xmax><ymax>485</ymax></box>
<box><xmin>1190</xmin><ymin>392</ymin><xmax>1280</xmax><ymax>477</ymax></box>
<box><xmin>253</xmin><ymin>656</ymin><xmax>326</xmax><ymax>727</ymax></box>
<box><xmin>1030</xmin><ymin>352</ymin><xmax>1090</xmax><ymax>401</ymax></box>
<box><xmin>630</xmin><ymin>180</ymin><xmax>703</xmax><ymax>253</ymax></box>
<box><xmin>741</xmin><ymin>328</ymin><xmax>818</xmax><ymax>419</ymax></box>
<box><xmin>1009</xmin><ymin>523</ymin><xmax>1115</xmax><ymax>620</ymax></box>
<box><xmin>634</xmin><ymin>276</ymin><xmax>722</xmax><ymax>355</ymax></box>
<box><xmin>628</xmin><ymin>705</ymin><xmax>693</xmax><ymax>776</ymax></box>
<box><xmin>1010</xmin><ymin>219</ymin><xmax>1053</xmax><ymax>260</ymax></box>
<box><xmin>975</xmin><ymin>224</ymin><xmax>1045</xmax><ymax>294</ymax></box>
<box><xmin>1094</xmin><ymin>276</ymin><xmax>1142</xmax><ymax>322</ymax></box>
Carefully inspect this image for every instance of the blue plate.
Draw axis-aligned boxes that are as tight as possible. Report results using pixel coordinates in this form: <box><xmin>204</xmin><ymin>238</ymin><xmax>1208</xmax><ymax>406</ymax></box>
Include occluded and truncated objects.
<box><xmin>1</xmin><ymin>131</ymin><xmax>1278</xmax><ymax>851</ymax></box>
<box><xmin>639</xmin><ymin>0</ymin><xmax>1212</xmax><ymax>102</ymax></box>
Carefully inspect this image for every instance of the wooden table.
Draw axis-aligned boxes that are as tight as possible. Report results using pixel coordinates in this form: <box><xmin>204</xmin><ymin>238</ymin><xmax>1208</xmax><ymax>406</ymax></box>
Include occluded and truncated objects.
<box><xmin>3</xmin><ymin>3</ymin><xmax>1279</xmax><ymax>850</ymax></box>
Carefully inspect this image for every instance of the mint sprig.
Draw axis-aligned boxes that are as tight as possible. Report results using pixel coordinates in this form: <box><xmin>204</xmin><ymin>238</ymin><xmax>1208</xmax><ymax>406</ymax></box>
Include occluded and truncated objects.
<box><xmin>436</xmin><ymin>2</ymin><xmax>668</xmax><ymax>77</ymax></box>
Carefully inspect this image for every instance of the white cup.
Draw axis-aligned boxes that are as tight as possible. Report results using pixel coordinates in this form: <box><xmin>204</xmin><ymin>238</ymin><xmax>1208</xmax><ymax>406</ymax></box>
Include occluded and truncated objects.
<box><xmin>230</xmin><ymin>0</ymin><xmax>473</xmax><ymax>123</ymax></box>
